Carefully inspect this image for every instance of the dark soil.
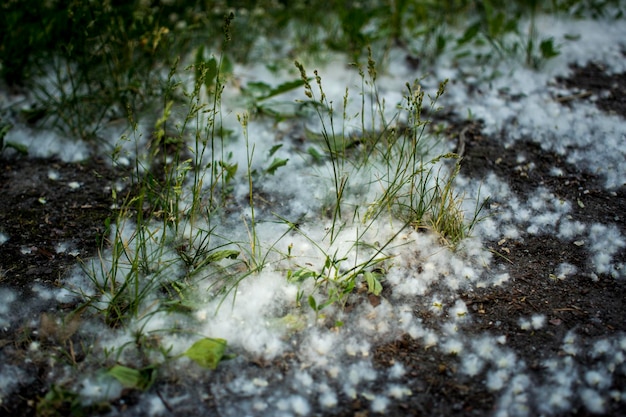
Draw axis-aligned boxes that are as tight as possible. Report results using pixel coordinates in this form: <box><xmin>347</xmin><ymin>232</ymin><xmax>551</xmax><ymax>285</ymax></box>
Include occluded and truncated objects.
<box><xmin>1</xmin><ymin>62</ymin><xmax>625</xmax><ymax>416</ymax></box>
<box><xmin>0</xmin><ymin>157</ymin><xmax>121</xmax><ymax>294</ymax></box>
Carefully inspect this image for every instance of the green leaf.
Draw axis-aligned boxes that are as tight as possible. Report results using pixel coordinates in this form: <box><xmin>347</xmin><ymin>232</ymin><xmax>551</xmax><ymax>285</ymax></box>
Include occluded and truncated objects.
<box><xmin>194</xmin><ymin>46</ymin><xmax>205</xmax><ymax>84</ymax></box>
<box><xmin>0</xmin><ymin>122</ymin><xmax>12</xmax><ymax>143</ymax></box>
<box><xmin>194</xmin><ymin>46</ymin><xmax>220</xmax><ymax>93</ymax></box>
<box><xmin>205</xmin><ymin>249</ymin><xmax>239</xmax><ymax>264</ymax></box>
<box><xmin>364</xmin><ymin>271</ymin><xmax>383</xmax><ymax>296</ymax></box>
<box><xmin>307</xmin><ymin>147</ymin><xmax>324</xmax><ymax>163</ymax></box>
<box><xmin>308</xmin><ymin>295</ymin><xmax>318</xmax><ymax>311</ymax></box>
<box><xmin>262</xmin><ymin>79</ymin><xmax>307</xmax><ymax>100</ymax></box>
<box><xmin>540</xmin><ymin>38</ymin><xmax>559</xmax><ymax>59</ymax></box>
<box><xmin>457</xmin><ymin>22</ymin><xmax>480</xmax><ymax>46</ymax></box>
<box><xmin>221</xmin><ymin>54</ymin><xmax>234</xmax><ymax>77</ymax></box>
<box><xmin>107</xmin><ymin>365</ymin><xmax>156</xmax><ymax>391</ymax></box>
<box><xmin>265</xmin><ymin>157</ymin><xmax>289</xmax><ymax>175</ymax></box>
<box><xmin>205</xmin><ymin>57</ymin><xmax>218</xmax><ymax>92</ymax></box>
<box><xmin>287</xmin><ymin>268</ymin><xmax>317</xmax><ymax>283</ymax></box>
<box><xmin>3</xmin><ymin>141</ymin><xmax>28</xmax><ymax>155</ymax></box>
<box><xmin>245</xmin><ymin>81</ymin><xmax>272</xmax><ymax>98</ymax></box>
<box><xmin>218</xmin><ymin>160</ymin><xmax>238</xmax><ymax>183</ymax></box>
<box><xmin>268</xmin><ymin>144</ymin><xmax>283</xmax><ymax>157</ymax></box>
<box><xmin>436</xmin><ymin>34</ymin><xmax>447</xmax><ymax>55</ymax></box>
<box><xmin>245</xmin><ymin>79</ymin><xmax>306</xmax><ymax>101</ymax></box>
<box><xmin>184</xmin><ymin>338</ymin><xmax>230</xmax><ymax>369</ymax></box>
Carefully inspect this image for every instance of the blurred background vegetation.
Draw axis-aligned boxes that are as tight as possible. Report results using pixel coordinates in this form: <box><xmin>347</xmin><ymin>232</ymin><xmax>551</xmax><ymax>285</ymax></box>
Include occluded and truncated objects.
<box><xmin>0</xmin><ymin>0</ymin><xmax>623</xmax><ymax>139</ymax></box>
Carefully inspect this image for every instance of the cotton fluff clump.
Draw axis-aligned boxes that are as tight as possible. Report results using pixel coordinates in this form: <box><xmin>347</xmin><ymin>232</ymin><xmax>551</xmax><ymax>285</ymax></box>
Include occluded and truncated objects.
<box><xmin>585</xmin><ymin>369</ymin><xmax>611</xmax><ymax>390</ymax></box>
<box><xmin>591</xmin><ymin>338</ymin><xmax>612</xmax><ymax>359</ymax></box>
<box><xmin>290</xmin><ymin>395</ymin><xmax>310</xmax><ymax>416</ymax></box>
<box><xmin>467</xmin><ymin>336</ymin><xmax>524</xmax><ymax>391</ymax></box>
<box><xmin>491</xmin><ymin>273</ymin><xmax>510</xmax><ymax>286</ymax></box>
<box><xmin>523</xmin><ymin>189</ymin><xmax>571</xmax><ymax>235</ymax></box>
<box><xmin>562</xmin><ymin>330</ymin><xmax>579</xmax><ymax>356</ymax></box>
<box><xmin>370</xmin><ymin>395</ymin><xmax>390</xmax><ymax>413</ymax></box>
<box><xmin>0</xmin><ymin>364</ymin><xmax>32</xmax><ymax>403</ymax></box>
<box><xmin>300</xmin><ymin>329</ymin><xmax>338</xmax><ymax>366</ymax></box>
<box><xmin>472</xmin><ymin>336</ymin><xmax>499</xmax><ymax>360</ymax></box>
<box><xmin>461</xmin><ymin>353</ymin><xmax>485</xmax><ymax>377</ymax></box>
<box><xmin>557</xmin><ymin>218</ymin><xmax>586</xmax><ymax>240</ymax></box>
<box><xmin>580</xmin><ymin>388</ymin><xmax>605</xmax><ymax>414</ymax></box>
<box><xmin>4</xmin><ymin>126</ymin><xmax>90</xmax><ymax>162</ymax></box>
<box><xmin>387</xmin><ymin>230</ymin><xmax>493</xmax><ymax>297</ymax></box>
<box><xmin>430</xmin><ymin>295</ymin><xmax>444</xmax><ymax>315</ymax></box>
<box><xmin>0</xmin><ymin>288</ymin><xmax>17</xmax><ymax>329</ymax></box>
<box><xmin>494</xmin><ymin>374</ymin><xmax>531</xmax><ymax>417</ymax></box>
<box><xmin>442</xmin><ymin>338</ymin><xmax>464</xmax><ymax>355</ymax></box>
<box><xmin>532</xmin><ymin>329</ymin><xmax>626</xmax><ymax>415</ymax></box>
<box><xmin>388</xmin><ymin>362</ymin><xmax>406</xmax><ymax>379</ymax></box>
<box><xmin>196</xmin><ymin>271</ymin><xmax>290</xmax><ymax>359</ymax></box>
<box><xmin>553</xmin><ymin>263</ymin><xmax>577</xmax><ymax>280</ymax></box>
<box><xmin>344</xmin><ymin>337</ymin><xmax>371</xmax><ymax>357</ymax></box>
<box><xmin>77</xmin><ymin>375</ymin><xmax>123</xmax><ymax>405</ymax></box>
<box><xmin>519</xmin><ymin>314</ymin><xmax>545</xmax><ymax>330</ymax></box>
<box><xmin>531</xmin><ymin>314</ymin><xmax>546</xmax><ymax>329</ymax></box>
<box><xmin>487</xmin><ymin>369</ymin><xmax>511</xmax><ymax>391</ymax></box>
<box><xmin>387</xmin><ymin>384</ymin><xmax>412</xmax><ymax>399</ymax></box>
<box><xmin>587</xmin><ymin>223</ymin><xmax>626</xmax><ymax>277</ymax></box>
<box><xmin>319</xmin><ymin>390</ymin><xmax>338</xmax><ymax>409</ymax></box>
<box><xmin>535</xmin><ymin>357</ymin><xmax>577</xmax><ymax>414</ymax></box>
<box><xmin>449</xmin><ymin>299</ymin><xmax>469</xmax><ymax>320</ymax></box>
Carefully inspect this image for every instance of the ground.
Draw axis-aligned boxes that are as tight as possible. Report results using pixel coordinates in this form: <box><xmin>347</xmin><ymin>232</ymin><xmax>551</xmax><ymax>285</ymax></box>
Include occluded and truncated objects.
<box><xmin>0</xmin><ymin>62</ymin><xmax>625</xmax><ymax>416</ymax></box>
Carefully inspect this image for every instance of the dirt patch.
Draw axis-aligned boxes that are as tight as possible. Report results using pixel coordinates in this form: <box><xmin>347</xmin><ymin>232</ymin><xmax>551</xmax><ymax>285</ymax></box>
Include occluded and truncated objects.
<box><xmin>555</xmin><ymin>62</ymin><xmax>626</xmax><ymax>118</ymax></box>
<box><xmin>0</xmin><ymin>156</ymin><xmax>122</xmax><ymax>293</ymax></box>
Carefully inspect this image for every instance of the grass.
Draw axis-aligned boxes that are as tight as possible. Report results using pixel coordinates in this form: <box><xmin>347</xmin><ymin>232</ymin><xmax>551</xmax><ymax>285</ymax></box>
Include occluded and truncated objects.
<box><xmin>1</xmin><ymin>0</ymin><xmax>624</xmax><ymax>413</ymax></box>
<box><xmin>61</xmin><ymin>31</ymin><xmax>479</xmax><ymax>390</ymax></box>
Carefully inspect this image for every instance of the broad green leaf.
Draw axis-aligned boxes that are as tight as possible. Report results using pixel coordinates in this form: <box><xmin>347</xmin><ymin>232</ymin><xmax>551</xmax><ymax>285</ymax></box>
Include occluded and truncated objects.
<box><xmin>436</xmin><ymin>34</ymin><xmax>447</xmax><ymax>54</ymax></box>
<box><xmin>204</xmin><ymin>57</ymin><xmax>218</xmax><ymax>92</ymax></box>
<box><xmin>4</xmin><ymin>141</ymin><xmax>28</xmax><ymax>155</ymax></box>
<box><xmin>364</xmin><ymin>271</ymin><xmax>383</xmax><ymax>296</ymax></box>
<box><xmin>194</xmin><ymin>46</ymin><xmax>205</xmax><ymax>82</ymax></box>
<box><xmin>308</xmin><ymin>295</ymin><xmax>318</xmax><ymax>311</ymax></box>
<box><xmin>540</xmin><ymin>38</ymin><xmax>559</xmax><ymax>59</ymax></box>
<box><xmin>0</xmin><ymin>122</ymin><xmax>12</xmax><ymax>141</ymax></box>
<box><xmin>457</xmin><ymin>22</ymin><xmax>480</xmax><ymax>46</ymax></box>
<box><xmin>266</xmin><ymin>157</ymin><xmax>289</xmax><ymax>175</ymax></box>
<box><xmin>307</xmin><ymin>147</ymin><xmax>324</xmax><ymax>163</ymax></box>
<box><xmin>268</xmin><ymin>144</ymin><xmax>283</xmax><ymax>157</ymax></box>
<box><xmin>262</xmin><ymin>79</ymin><xmax>307</xmax><ymax>100</ymax></box>
<box><xmin>218</xmin><ymin>160</ymin><xmax>238</xmax><ymax>183</ymax></box>
<box><xmin>107</xmin><ymin>365</ymin><xmax>156</xmax><ymax>391</ymax></box>
<box><xmin>287</xmin><ymin>268</ymin><xmax>317</xmax><ymax>283</ymax></box>
<box><xmin>205</xmin><ymin>249</ymin><xmax>239</xmax><ymax>264</ymax></box>
<box><xmin>221</xmin><ymin>55</ymin><xmax>234</xmax><ymax>77</ymax></box>
<box><xmin>245</xmin><ymin>79</ymin><xmax>307</xmax><ymax>101</ymax></box>
<box><xmin>184</xmin><ymin>338</ymin><xmax>230</xmax><ymax>369</ymax></box>
<box><xmin>245</xmin><ymin>81</ymin><xmax>272</xmax><ymax>98</ymax></box>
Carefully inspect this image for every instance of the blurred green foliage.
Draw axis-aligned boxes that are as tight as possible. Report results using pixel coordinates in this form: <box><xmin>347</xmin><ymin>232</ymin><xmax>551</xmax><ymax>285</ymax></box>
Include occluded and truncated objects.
<box><xmin>0</xmin><ymin>0</ymin><xmax>623</xmax><ymax>138</ymax></box>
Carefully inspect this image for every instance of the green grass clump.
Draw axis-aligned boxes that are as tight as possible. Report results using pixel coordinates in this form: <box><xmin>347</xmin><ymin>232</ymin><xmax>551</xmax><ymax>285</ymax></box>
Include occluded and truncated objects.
<box><xmin>283</xmin><ymin>51</ymin><xmax>489</xmax><ymax>314</ymax></box>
